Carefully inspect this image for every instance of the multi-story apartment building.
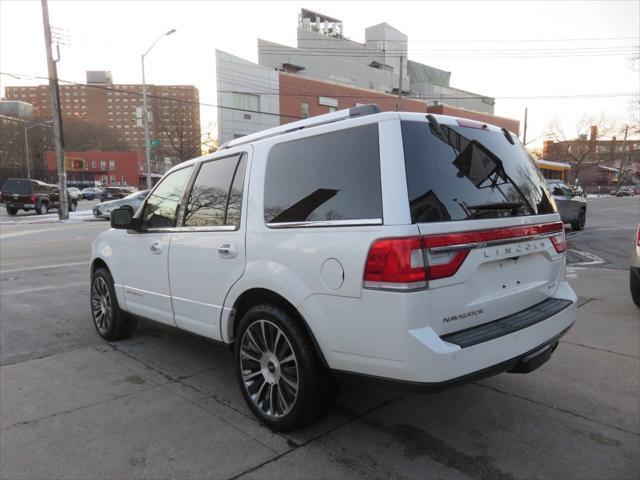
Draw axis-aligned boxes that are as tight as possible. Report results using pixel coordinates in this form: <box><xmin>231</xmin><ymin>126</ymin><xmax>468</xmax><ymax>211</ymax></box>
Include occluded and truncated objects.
<box><xmin>4</xmin><ymin>71</ymin><xmax>201</xmax><ymax>162</ymax></box>
<box><xmin>217</xmin><ymin>9</ymin><xmax>511</xmax><ymax>144</ymax></box>
<box><xmin>543</xmin><ymin>126</ymin><xmax>640</xmax><ymax>185</ymax></box>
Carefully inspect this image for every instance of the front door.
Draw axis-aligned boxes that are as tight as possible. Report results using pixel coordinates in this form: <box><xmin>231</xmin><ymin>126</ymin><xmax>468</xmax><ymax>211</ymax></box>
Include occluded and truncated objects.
<box><xmin>168</xmin><ymin>152</ymin><xmax>248</xmax><ymax>341</ymax></box>
<box><xmin>118</xmin><ymin>165</ymin><xmax>194</xmax><ymax>326</ymax></box>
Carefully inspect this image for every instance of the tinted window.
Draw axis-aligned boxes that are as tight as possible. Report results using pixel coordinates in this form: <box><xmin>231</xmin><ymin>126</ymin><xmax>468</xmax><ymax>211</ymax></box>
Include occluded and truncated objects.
<box><xmin>2</xmin><ymin>179</ymin><xmax>32</xmax><ymax>194</ymax></box>
<box><xmin>184</xmin><ymin>154</ymin><xmax>247</xmax><ymax>227</ymax></box>
<box><xmin>264</xmin><ymin>124</ymin><xmax>382</xmax><ymax>224</ymax></box>
<box><xmin>141</xmin><ymin>166</ymin><xmax>193</xmax><ymax>228</ymax></box>
<box><xmin>548</xmin><ymin>182</ymin><xmax>571</xmax><ymax>197</ymax></box>
<box><xmin>401</xmin><ymin>121</ymin><xmax>555</xmax><ymax>223</ymax></box>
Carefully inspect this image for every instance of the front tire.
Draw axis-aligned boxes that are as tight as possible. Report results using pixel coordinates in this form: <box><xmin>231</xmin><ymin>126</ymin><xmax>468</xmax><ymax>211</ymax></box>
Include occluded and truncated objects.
<box><xmin>90</xmin><ymin>267</ymin><xmax>137</xmax><ymax>341</ymax></box>
<box><xmin>235</xmin><ymin>304</ymin><xmax>335</xmax><ymax>431</ymax></box>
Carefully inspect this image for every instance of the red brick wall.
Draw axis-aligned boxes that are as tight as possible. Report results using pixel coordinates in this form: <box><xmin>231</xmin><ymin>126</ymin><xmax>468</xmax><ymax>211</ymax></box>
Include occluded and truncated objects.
<box><xmin>278</xmin><ymin>73</ymin><xmax>520</xmax><ymax>135</ymax></box>
<box><xmin>278</xmin><ymin>73</ymin><xmax>427</xmax><ymax>124</ymax></box>
<box><xmin>426</xmin><ymin>105</ymin><xmax>520</xmax><ymax>134</ymax></box>
<box><xmin>46</xmin><ymin>150</ymin><xmax>146</xmax><ymax>187</ymax></box>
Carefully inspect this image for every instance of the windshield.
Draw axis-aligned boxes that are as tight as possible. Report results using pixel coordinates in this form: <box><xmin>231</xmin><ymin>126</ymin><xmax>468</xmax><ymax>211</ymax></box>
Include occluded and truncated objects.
<box><xmin>401</xmin><ymin>121</ymin><xmax>556</xmax><ymax>223</ymax></box>
<box><xmin>2</xmin><ymin>179</ymin><xmax>32</xmax><ymax>194</ymax></box>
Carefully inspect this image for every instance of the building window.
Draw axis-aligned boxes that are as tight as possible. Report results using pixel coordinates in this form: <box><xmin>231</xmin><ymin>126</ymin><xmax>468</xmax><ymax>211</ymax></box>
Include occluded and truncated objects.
<box><xmin>100</xmin><ymin>160</ymin><xmax>106</xmax><ymax>170</ymax></box>
<box><xmin>328</xmin><ymin>106</ymin><xmax>337</xmax><ymax>113</ymax></box>
<box><xmin>109</xmin><ymin>160</ymin><xmax>115</xmax><ymax>170</ymax></box>
<box><xmin>232</xmin><ymin>92</ymin><xmax>260</xmax><ymax>112</ymax></box>
<box><xmin>301</xmin><ymin>102</ymin><xmax>310</xmax><ymax>119</ymax></box>
<box><xmin>110</xmin><ymin>175</ymin><xmax>116</xmax><ymax>183</ymax></box>
<box><xmin>91</xmin><ymin>160</ymin><xmax>96</xmax><ymax>168</ymax></box>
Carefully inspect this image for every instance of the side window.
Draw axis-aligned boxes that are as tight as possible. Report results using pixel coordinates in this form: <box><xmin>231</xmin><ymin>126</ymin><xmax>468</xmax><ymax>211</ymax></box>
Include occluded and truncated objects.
<box><xmin>264</xmin><ymin>124</ymin><xmax>382</xmax><ymax>224</ymax></box>
<box><xmin>141</xmin><ymin>166</ymin><xmax>193</xmax><ymax>229</ymax></box>
<box><xmin>183</xmin><ymin>154</ymin><xmax>247</xmax><ymax>228</ymax></box>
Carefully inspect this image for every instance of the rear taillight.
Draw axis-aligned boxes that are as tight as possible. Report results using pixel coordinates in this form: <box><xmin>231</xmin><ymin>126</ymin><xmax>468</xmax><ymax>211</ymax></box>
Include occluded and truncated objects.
<box><xmin>363</xmin><ymin>237</ymin><xmax>427</xmax><ymax>290</ymax></box>
<box><xmin>30</xmin><ymin>195</ymin><xmax>38</xmax><ymax>203</ymax></box>
<box><xmin>550</xmin><ymin>230</ymin><xmax>567</xmax><ymax>253</ymax></box>
<box><xmin>363</xmin><ymin>222</ymin><xmax>567</xmax><ymax>291</ymax></box>
<box><xmin>636</xmin><ymin>225</ymin><xmax>640</xmax><ymax>247</ymax></box>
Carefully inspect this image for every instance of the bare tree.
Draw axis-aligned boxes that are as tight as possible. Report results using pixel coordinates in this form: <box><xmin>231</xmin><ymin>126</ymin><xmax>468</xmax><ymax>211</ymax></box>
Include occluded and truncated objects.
<box><xmin>546</xmin><ymin>114</ymin><xmax>620</xmax><ymax>183</ymax></box>
<box><xmin>159</xmin><ymin>110</ymin><xmax>201</xmax><ymax>162</ymax></box>
<box><xmin>201</xmin><ymin>123</ymin><xmax>218</xmax><ymax>155</ymax></box>
<box><xmin>0</xmin><ymin>117</ymin><xmax>25</xmax><ymax>169</ymax></box>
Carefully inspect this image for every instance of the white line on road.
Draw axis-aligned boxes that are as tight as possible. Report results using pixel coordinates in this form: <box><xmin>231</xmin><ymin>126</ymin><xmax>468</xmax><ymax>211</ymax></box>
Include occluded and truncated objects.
<box><xmin>0</xmin><ymin>261</ymin><xmax>89</xmax><ymax>274</ymax></box>
<box><xmin>0</xmin><ymin>281</ymin><xmax>87</xmax><ymax>296</ymax></box>
<box><xmin>569</xmin><ymin>249</ymin><xmax>606</xmax><ymax>266</ymax></box>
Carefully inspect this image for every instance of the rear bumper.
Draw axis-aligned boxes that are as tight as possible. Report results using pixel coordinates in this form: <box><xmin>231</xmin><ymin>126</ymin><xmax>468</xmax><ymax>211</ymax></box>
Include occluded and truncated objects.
<box><xmin>304</xmin><ymin>281</ymin><xmax>577</xmax><ymax>384</ymax></box>
<box><xmin>5</xmin><ymin>202</ymin><xmax>35</xmax><ymax>210</ymax></box>
<box><xmin>334</xmin><ymin>326</ymin><xmax>569</xmax><ymax>392</ymax></box>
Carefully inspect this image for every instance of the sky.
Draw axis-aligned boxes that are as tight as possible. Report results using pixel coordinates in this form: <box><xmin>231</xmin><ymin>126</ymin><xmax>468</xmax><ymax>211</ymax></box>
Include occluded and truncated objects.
<box><xmin>1</xmin><ymin>0</ymin><xmax>638</xmax><ymax>146</ymax></box>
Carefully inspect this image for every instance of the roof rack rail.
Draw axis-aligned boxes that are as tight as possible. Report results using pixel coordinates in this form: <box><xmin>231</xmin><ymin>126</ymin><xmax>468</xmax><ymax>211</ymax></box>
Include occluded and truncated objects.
<box><xmin>220</xmin><ymin>104</ymin><xmax>381</xmax><ymax>149</ymax></box>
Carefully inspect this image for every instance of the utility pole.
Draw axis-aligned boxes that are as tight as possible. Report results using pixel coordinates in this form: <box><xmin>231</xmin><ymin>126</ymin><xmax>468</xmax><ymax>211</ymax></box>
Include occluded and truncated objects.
<box><xmin>616</xmin><ymin>125</ymin><xmax>629</xmax><ymax>190</ymax></box>
<box><xmin>396</xmin><ymin>54</ymin><xmax>403</xmax><ymax>111</ymax></box>
<box><xmin>141</xmin><ymin>56</ymin><xmax>152</xmax><ymax>190</ymax></box>
<box><xmin>41</xmin><ymin>0</ymin><xmax>68</xmax><ymax>220</ymax></box>
<box><xmin>523</xmin><ymin>107</ymin><xmax>528</xmax><ymax>145</ymax></box>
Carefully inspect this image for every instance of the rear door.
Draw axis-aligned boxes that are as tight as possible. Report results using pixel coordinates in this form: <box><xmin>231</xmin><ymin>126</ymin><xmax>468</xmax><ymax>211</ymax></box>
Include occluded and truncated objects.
<box><xmin>400</xmin><ymin>119</ymin><xmax>565</xmax><ymax>335</ymax></box>
<box><xmin>168</xmin><ymin>152</ymin><xmax>249</xmax><ymax>341</ymax></box>
<box><xmin>2</xmin><ymin>179</ymin><xmax>34</xmax><ymax>206</ymax></box>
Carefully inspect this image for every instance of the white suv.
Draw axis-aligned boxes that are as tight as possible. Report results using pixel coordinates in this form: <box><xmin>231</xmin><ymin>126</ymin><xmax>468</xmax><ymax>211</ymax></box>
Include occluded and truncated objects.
<box><xmin>90</xmin><ymin>106</ymin><xmax>577</xmax><ymax>431</ymax></box>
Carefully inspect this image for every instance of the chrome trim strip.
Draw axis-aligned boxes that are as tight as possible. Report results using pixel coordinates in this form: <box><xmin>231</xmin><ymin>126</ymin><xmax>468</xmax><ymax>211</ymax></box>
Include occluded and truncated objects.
<box><xmin>428</xmin><ymin>232</ymin><xmax>558</xmax><ymax>253</ymax></box>
<box><xmin>142</xmin><ymin>225</ymin><xmax>238</xmax><ymax>234</ymax></box>
<box><xmin>267</xmin><ymin>218</ymin><xmax>383</xmax><ymax>229</ymax></box>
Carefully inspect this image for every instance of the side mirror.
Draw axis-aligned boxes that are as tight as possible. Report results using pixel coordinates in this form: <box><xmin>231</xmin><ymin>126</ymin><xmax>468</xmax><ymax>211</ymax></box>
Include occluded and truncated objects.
<box><xmin>111</xmin><ymin>206</ymin><xmax>140</xmax><ymax>230</ymax></box>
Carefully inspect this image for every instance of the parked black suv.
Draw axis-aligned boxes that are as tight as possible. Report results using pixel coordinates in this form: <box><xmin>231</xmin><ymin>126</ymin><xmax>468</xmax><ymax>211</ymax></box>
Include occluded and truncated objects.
<box><xmin>0</xmin><ymin>178</ymin><xmax>78</xmax><ymax>216</ymax></box>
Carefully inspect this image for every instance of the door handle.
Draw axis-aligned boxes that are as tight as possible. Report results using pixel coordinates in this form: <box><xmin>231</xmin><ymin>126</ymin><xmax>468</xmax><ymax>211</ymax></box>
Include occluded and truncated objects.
<box><xmin>218</xmin><ymin>243</ymin><xmax>237</xmax><ymax>259</ymax></box>
<box><xmin>150</xmin><ymin>241</ymin><xmax>162</xmax><ymax>255</ymax></box>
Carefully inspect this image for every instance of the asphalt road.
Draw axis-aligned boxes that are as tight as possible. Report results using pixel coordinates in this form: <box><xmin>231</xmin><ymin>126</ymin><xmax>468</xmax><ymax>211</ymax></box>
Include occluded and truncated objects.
<box><xmin>0</xmin><ymin>197</ymin><xmax>638</xmax><ymax>479</ymax></box>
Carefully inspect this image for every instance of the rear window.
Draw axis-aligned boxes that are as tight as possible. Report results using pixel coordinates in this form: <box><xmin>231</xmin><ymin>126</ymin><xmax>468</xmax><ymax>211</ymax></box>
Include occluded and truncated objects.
<box><xmin>264</xmin><ymin>124</ymin><xmax>382</xmax><ymax>225</ymax></box>
<box><xmin>401</xmin><ymin>121</ymin><xmax>556</xmax><ymax>223</ymax></box>
<box><xmin>2</xmin><ymin>179</ymin><xmax>32</xmax><ymax>195</ymax></box>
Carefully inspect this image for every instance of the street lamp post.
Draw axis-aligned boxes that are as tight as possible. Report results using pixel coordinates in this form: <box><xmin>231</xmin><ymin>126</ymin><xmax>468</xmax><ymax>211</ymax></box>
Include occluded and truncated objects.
<box><xmin>141</xmin><ymin>28</ymin><xmax>176</xmax><ymax>190</ymax></box>
<box><xmin>24</xmin><ymin>119</ymin><xmax>53</xmax><ymax>179</ymax></box>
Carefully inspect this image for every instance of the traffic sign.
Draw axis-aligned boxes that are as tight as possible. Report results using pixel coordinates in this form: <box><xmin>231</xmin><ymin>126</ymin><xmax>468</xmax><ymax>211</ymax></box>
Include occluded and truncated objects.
<box><xmin>150</xmin><ymin>139</ymin><xmax>161</xmax><ymax>147</ymax></box>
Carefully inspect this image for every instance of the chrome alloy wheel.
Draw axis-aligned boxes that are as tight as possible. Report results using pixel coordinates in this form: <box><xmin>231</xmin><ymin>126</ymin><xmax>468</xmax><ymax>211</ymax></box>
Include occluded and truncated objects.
<box><xmin>91</xmin><ymin>276</ymin><xmax>113</xmax><ymax>335</ymax></box>
<box><xmin>239</xmin><ymin>319</ymin><xmax>299</xmax><ymax>419</ymax></box>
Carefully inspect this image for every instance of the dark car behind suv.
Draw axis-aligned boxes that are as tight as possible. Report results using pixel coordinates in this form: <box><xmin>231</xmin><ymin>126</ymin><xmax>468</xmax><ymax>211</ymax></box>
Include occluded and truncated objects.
<box><xmin>1</xmin><ymin>178</ymin><xmax>77</xmax><ymax>215</ymax></box>
<box><xmin>99</xmin><ymin>187</ymin><xmax>130</xmax><ymax>202</ymax></box>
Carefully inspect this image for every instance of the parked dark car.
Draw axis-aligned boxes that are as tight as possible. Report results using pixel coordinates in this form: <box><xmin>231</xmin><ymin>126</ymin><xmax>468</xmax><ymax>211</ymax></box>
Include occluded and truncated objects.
<box><xmin>99</xmin><ymin>187</ymin><xmax>130</xmax><ymax>202</ymax></box>
<box><xmin>547</xmin><ymin>179</ymin><xmax>587</xmax><ymax>231</ymax></box>
<box><xmin>614</xmin><ymin>186</ymin><xmax>634</xmax><ymax>197</ymax></box>
<box><xmin>0</xmin><ymin>178</ymin><xmax>78</xmax><ymax>215</ymax></box>
<box><xmin>81</xmin><ymin>187</ymin><xmax>103</xmax><ymax>200</ymax></box>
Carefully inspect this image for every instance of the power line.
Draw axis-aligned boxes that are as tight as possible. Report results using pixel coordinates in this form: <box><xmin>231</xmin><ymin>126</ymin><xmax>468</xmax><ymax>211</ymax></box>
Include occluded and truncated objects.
<box><xmin>2</xmin><ymin>71</ymin><xmax>637</xmax><ymax>111</ymax></box>
<box><xmin>289</xmin><ymin>36</ymin><xmax>639</xmax><ymax>43</ymax></box>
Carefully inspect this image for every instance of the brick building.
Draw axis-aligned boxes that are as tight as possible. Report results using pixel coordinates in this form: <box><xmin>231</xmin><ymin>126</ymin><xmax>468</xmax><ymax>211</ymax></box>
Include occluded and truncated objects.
<box><xmin>44</xmin><ymin>150</ymin><xmax>169</xmax><ymax>188</ymax></box>
<box><xmin>543</xmin><ymin>127</ymin><xmax>640</xmax><ymax>186</ymax></box>
<box><xmin>278</xmin><ymin>73</ymin><xmax>520</xmax><ymax>132</ymax></box>
<box><xmin>5</xmin><ymin>71</ymin><xmax>201</xmax><ymax>162</ymax></box>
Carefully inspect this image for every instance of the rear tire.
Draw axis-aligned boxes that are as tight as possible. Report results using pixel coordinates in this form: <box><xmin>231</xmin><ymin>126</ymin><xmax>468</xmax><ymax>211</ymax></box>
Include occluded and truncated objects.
<box><xmin>572</xmin><ymin>210</ymin><xmax>586</xmax><ymax>231</ymax></box>
<box><xmin>631</xmin><ymin>269</ymin><xmax>640</xmax><ymax>308</ymax></box>
<box><xmin>69</xmin><ymin>200</ymin><xmax>77</xmax><ymax>212</ymax></box>
<box><xmin>36</xmin><ymin>202</ymin><xmax>48</xmax><ymax>215</ymax></box>
<box><xmin>90</xmin><ymin>267</ymin><xmax>137</xmax><ymax>341</ymax></box>
<box><xmin>6</xmin><ymin>207</ymin><xmax>17</xmax><ymax>216</ymax></box>
<box><xmin>235</xmin><ymin>303</ymin><xmax>335</xmax><ymax>431</ymax></box>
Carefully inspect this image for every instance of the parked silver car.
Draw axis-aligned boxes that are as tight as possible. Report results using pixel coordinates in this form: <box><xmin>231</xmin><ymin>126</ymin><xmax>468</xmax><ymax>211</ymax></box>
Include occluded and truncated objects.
<box><xmin>93</xmin><ymin>190</ymin><xmax>149</xmax><ymax>219</ymax></box>
<box><xmin>547</xmin><ymin>180</ymin><xmax>587</xmax><ymax>231</ymax></box>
